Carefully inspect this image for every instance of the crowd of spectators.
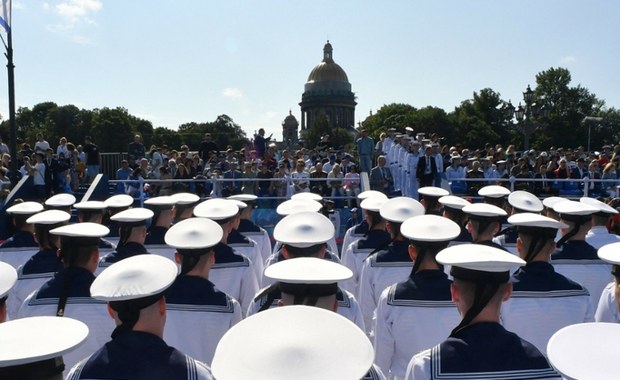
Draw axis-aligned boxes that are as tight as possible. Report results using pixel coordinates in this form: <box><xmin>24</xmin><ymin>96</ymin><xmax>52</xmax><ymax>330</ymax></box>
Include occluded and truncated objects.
<box><xmin>1</xmin><ymin>129</ymin><xmax>619</xmax><ymax>207</ymax></box>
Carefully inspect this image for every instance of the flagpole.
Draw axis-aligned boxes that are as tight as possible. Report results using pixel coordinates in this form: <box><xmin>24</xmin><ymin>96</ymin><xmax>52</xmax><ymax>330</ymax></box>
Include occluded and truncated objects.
<box><xmin>5</xmin><ymin>24</ymin><xmax>16</xmax><ymax>174</ymax></box>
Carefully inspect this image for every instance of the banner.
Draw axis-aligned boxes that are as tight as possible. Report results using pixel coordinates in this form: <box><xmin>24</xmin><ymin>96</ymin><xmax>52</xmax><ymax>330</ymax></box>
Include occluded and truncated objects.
<box><xmin>0</xmin><ymin>0</ymin><xmax>10</xmax><ymax>34</ymax></box>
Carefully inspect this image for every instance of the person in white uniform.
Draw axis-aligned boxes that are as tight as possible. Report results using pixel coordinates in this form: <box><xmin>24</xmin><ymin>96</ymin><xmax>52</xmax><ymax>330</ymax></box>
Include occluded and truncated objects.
<box><xmin>582</xmin><ymin>197</ymin><xmax>620</xmax><ymax>249</ymax></box>
<box><xmin>227</xmin><ymin>194</ymin><xmax>272</xmax><ymax>263</ymax></box>
<box><xmin>550</xmin><ymin>200</ymin><xmax>611</xmax><ymax>310</ymax></box>
<box><xmin>225</xmin><ymin>199</ymin><xmax>264</xmax><ymax>282</ymax></box>
<box><xmin>103</xmin><ymin>194</ymin><xmax>134</xmax><ymax>241</ymax></box>
<box><xmin>248</xmin><ymin>212</ymin><xmax>365</xmax><ymax>330</ymax></box>
<box><xmin>462</xmin><ymin>203</ymin><xmax>508</xmax><ymax>250</ymax></box>
<box><xmin>74</xmin><ymin>201</ymin><xmax>117</xmax><ymax>250</ymax></box>
<box><xmin>212</xmin><ymin>305</ymin><xmax>381</xmax><ymax>380</ymax></box>
<box><xmin>438</xmin><ymin>195</ymin><xmax>472</xmax><ymax>244</ymax></box>
<box><xmin>341</xmin><ymin>197</ymin><xmax>391</xmax><ymax>294</ymax></box>
<box><xmin>193</xmin><ymin>198</ymin><xmax>259</xmax><ymax>315</ymax></box>
<box><xmin>67</xmin><ymin>255</ymin><xmax>214</xmax><ymax>379</ymax></box>
<box><xmin>547</xmin><ymin>322</ymin><xmax>620</xmax><ymax>380</ymax></box>
<box><xmin>341</xmin><ymin>191</ymin><xmax>388</xmax><ymax>257</ymax></box>
<box><xmin>44</xmin><ymin>192</ymin><xmax>76</xmax><ymax>214</ymax></box>
<box><xmin>18</xmin><ymin>223</ymin><xmax>115</xmax><ymax>374</ymax></box>
<box><xmin>492</xmin><ymin>190</ymin><xmax>544</xmax><ymax>254</ymax></box>
<box><xmin>8</xmin><ymin>210</ymin><xmax>70</xmax><ymax>320</ymax></box>
<box><xmin>374</xmin><ymin>215</ymin><xmax>461</xmax><ymax>380</ymax></box>
<box><xmin>500</xmin><ymin>213</ymin><xmax>593</xmax><ymax>355</ymax></box>
<box><xmin>0</xmin><ymin>261</ymin><xmax>17</xmax><ymax>322</ymax></box>
<box><xmin>595</xmin><ymin>242</ymin><xmax>620</xmax><ymax>322</ymax></box>
<box><xmin>163</xmin><ymin>217</ymin><xmax>242</xmax><ymax>365</ymax></box>
<box><xmin>144</xmin><ymin>196</ymin><xmax>176</xmax><ymax>246</ymax></box>
<box><xmin>405</xmin><ymin>244</ymin><xmax>560</xmax><ymax>380</ymax></box>
<box><xmin>358</xmin><ymin>197</ymin><xmax>425</xmax><ymax>334</ymax></box>
<box><xmin>0</xmin><ymin>316</ymin><xmax>88</xmax><ymax>379</ymax></box>
<box><xmin>417</xmin><ymin>186</ymin><xmax>449</xmax><ymax>215</ymax></box>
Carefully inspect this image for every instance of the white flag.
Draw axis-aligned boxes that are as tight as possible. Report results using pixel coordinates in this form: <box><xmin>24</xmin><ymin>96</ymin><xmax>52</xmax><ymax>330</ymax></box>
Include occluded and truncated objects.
<box><xmin>0</xmin><ymin>0</ymin><xmax>10</xmax><ymax>34</ymax></box>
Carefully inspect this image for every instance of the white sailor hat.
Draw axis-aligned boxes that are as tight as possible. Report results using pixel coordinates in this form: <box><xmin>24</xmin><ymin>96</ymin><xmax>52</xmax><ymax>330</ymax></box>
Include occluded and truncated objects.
<box><xmin>437</xmin><ymin>244</ymin><xmax>525</xmax><ymax>280</ymax></box>
<box><xmin>380</xmin><ymin>197</ymin><xmax>425</xmax><ymax>223</ymax></box>
<box><xmin>144</xmin><ymin>196</ymin><xmax>176</xmax><ymax>209</ymax></box>
<box><xmin>110</xmin><ymin>207</ymin><xmax>154</xmax><ymax>225</ymax></box>
<box><xmin>462</xmin><ymin>203</ymin><xmax>507</xmax><ymax>218</ymax></box>
<box><xmin>90</xmin><ymin>255</ymin><xmax>178</xmax><ymax>302</ymax></box>
<box><xmin>273</xmin><ymin>212</ymin><xmax>334</xmax><ymax>248</ymax></box>
<box><xmin>0</xmin><ymin>261</ymin><xmax>17</xmax><ymax>299</ymax></box>
<box><xmin>508</xmin><ymin>190</ymin><xmax>544</xmax><ymax>213</ymax></box>
<box><xmin>6</xmin><ymin>202</ymin><xmax>43</xmax><ymax>215</ymax></box>
<box><xmin>227</xmin><ymin>199</ymin><xmax>248</xmax><ymax>210</ymax></box>
<box><xmin>360</xmin><ymin>197</ymin><xmax>387</xmax><ymax>212</ymax></box>
<box><xmin>50</xmin><ymin>222</ymin><xmax>109</xmax><ymax>241</ymax></box>
<box><xmin>478</xmin><ymin>185</ymin><xmax>511</xmax><ymax>198</ymax></box>
<box><xmin>542</xmin><ymin>196</ymin><xmax>567</xmax><ymax>209</ymax></box>
<box><xmin>439</xmin><ymin>195</ymin><xmax>471</xmax><ymax>210</ymax></box>
<box><xmin>552</xmin><ymin>200</ymin><xmax>598</xmax><ymax>217</ymax></box>
<box><xmin>170</xmin><ymin>192</ymin><xmax>200</xmax><ymax>205</ymax></box>
<box><xmin>103</xmin><ymin>194</ymin><xmax>134</xmax><ymax>209</ymax></box>
<box><xmin>227</xmin><ymin>194</ymin><xmax>258</xmax><ymax>202</ymax></box>
<box><xmin>26</xmin><ymin>210</ymin><xmax>71</xmax><ymax>225</ymax></box>
<box><xmin>211</xmin><ymin>305</ymin><xmax>374</xmax><ymax>380</ymax></box>
<box><xmin>418</xmin><ymin>186</ymin><xmax>450</xmax><ymax>198</ymax></box>
<box><xmin>291</xmin><ymin>192</ymin><xmax>323</xmax><ymax>202</ymax></box>
<box><xmin>507</xmin><ymin>213</ymin><xmax>568</xmax><ymax>230</ymax></box>
<box><xmin>597</xmin><ymin>242</ymin><xmax>620</xmax><ymax>265</ymax></box>
<box><xmin>449</xmin><ymin>155</ymin><xmax>462</xmax><ymax>162</ymax></box>
<box><xmin>401</xmin><ymin>215</ymin><xmax>461</xmax><ymax>242</ymax></box>
<box><xmin>276</xmin><ymin>199</ymin><xmax>322</xmax><ymax>216</ymax></box>
<box><xmin>44</xmin><ymin>193</ymin><xmax>76</xmax><ymax>208</ymax></box>
<box><xmin>580</xmin><ymin>197</ymin><xmax>618</xmax><ymax>215</ymax></box>
<box><xmin>194</xmin><ymin>199</ymin><xmax>239</xmax><ymax>220</ymax></box>
<box><xmin>547</xmin><ymin>322</ymin><xmax>620</xmax><ymax>380</ymax></box>
<box><xmin>264</xmin><ymin>257</ymin><xmax>352</xmax><ymax>284</ymax></box>
<box><xmin>405</xmin><ymin>126</ymin><xmax>414</xmax><ymax>132</ymax></box>
<box><xmin>357</xmin><ymin>190</ymin><xmax>388</xmax><ymax>200</ymax></box>
<box><xmin>73</xmin><ymin>200</ymin><xmax>107</xmax><ymax>211</ymax></box>
<box><xmin>0</xmin><ymin>316</ymin><xmax>88</xmax><ymax>377</ymax></box>
<box><xmin>164</xmin><ymin>217</ymin><xmax>223</xmax><ymax>250</ymax></box>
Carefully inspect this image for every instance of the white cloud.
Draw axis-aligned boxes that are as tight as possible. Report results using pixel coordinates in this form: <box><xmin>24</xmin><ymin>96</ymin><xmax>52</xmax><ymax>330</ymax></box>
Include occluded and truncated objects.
<box><xmin>55</xmin><ymin>0</ymin><xmax>102</xmax><ymax>21</ymax></box>
<box><xmin>44</xmin><ymin>0</ymin><xmax>102</xmax><ymax>43</ymax></box>
<box><xmin>222</xmin><ymin>88</ymin><xmax>244</xmax><ymax>99</ymax></box>
<box><xmin>560</xmin><ymin>55</ymin><xmax>576</xmax><ymax>64</ymax></box>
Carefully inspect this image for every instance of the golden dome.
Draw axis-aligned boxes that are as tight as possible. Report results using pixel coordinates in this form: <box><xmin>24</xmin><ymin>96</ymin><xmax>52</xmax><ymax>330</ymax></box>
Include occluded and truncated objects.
<box><xmin>307</xmin><ymin>41</ymin><xmax>349</xmax><ymax>83</ymax></box>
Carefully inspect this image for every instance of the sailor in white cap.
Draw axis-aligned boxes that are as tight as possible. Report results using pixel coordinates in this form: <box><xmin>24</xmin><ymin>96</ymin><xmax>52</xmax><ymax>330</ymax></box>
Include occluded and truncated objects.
<box><xmin>225</xmin><ymin>199</ymin><xmax>264</xmax><ymax>282</ymax></box>
<box><xmin>67</xmin><ymin>255</ymin><xmax>214</xmax><ymax>379</ymax></box>
<box><xmin>374</xmin><ymin>215</ymin><xmax>461</xmax><ymax>379</ymax></box>
<box><xmin>0</xmin><ymin>316</ymin><xmax>88</xmax><ymax>379</ymax></box>
<box><xmin>445</xmin><ymin>155</ymin><xmax>466</xmax><ymax>194</ymax></box>
<box><xmin>7</xmin><ymin>210</ymin><xmax>70</xmax><ymax>320</ymax></box>
<box><xmin>341</xmin><ymin>191</ymin><xmax>388</xmax><ymax>255</ymax></box>
<box><xmin>547</xmin><ymin>322</ymin><xmax>620</xmax><ymax>380</ymax></box>
<box><xmin>357</xmin><ymin>197</ymin><xmax>425</xmax><ymax>333</ymax></box>
<box><xmin>500</xmin><ymin>213</ymin><xmax>593</xmax><ymax>355</ymax></box>
<box><xmin>163</xmin><ymin>218</ymin><xmax>242</xmax><ymax>365</ymax></box>
<box><xmin>404</xmin><ymin>139</ymin><xmax>421</xmax><ymax>199</ymax></box>
<box><xmin>170</xmin><ymin>192</ymin><xmax>201</xmax><ymax>223</ymax></box>
<box><xmin>462</xmin><ymin>203</ymin><xmax>508</xmax><ymax>250</ymax></box>
<box><xmin>103</xmin><ymin>194</ymin><xmax>134</xmax><ymax>239</ymax></box>
<box><xmin>417</xmin><ymin>186</ymin><xmax>449</xmax><ymax>215</ymax></box>
<box><xmin>582</xmin><ymin>197</ymin><xmax>620</xmax><ymax>249</ymax></box>
<box><xmin>478</xmin><ymin>184</ymin><xmax>511</xmax><ymax>209</ymax></box>
<box><xmin>550</xmin><ymin>200</ymin><xmax>610</xmax><ymax>309</ymax></box>
<box><xmin>97</xmin><ymin>207</ymin><xmax>154</xmax><ymax>271</ymax></box>
<box><xmin>341</xmin><ymin>197</ymin><xmax>391</xmax><ymax>294</ymax></box>
<box><xmin>213</xmin><ymin>305</ymin><xmax>379</xmax><ymax>380</ymax></box>
<box><xmin>248</xmin><ymin>212</ymin><xmax>365</xmax><ymax>330</ymax></box>
<box><xmin>405</xmin><ymin>244</ymin><xmax>560</xmax><ymax>380</ymax></box>
<box><xmin>143</xmin><ymin>196</ymin><xmax>176</xmax><ymax>245</ymax></box>
<box><xmin>0</xmin><ymin>261</ymin><xmax>17</xmax><ymax>322</ymax></box>
<box><xmin>542</xmin><ymin>196</ymin><xmax>566</xmax><ymax>221</ymax></box>
<box><xmin>439</xmin><ymin>195</ymin><xmax>472</xmax><ymax>243</ymax></box>
<box><xmin>44</xmin><ymin>192</ymin><xmax>76</xmax><ymax>213</ymax></box>
<box><xmin>193</xmin><ymin>198</ymin><xmax>259</xmax><ymax>315</ymax></box>
<box><xmin>18</xmin><ymin>222</ymin><xmax>114</xmax><ymax>373</ymax></box>
<box><xmin>492</xmin><ymin>190</ymin><xmax>544</xmax><ymax>253</ymax></box>
<box><xmin>228</xmin><ymin>194</ymin><xmax>272</xmax><ymax>263</ymax></box>
<box><xmin>0</xmin><ymin>201</ymin><xmax>43</xmax><ymax>250</ymax></box>
<box><xmin>74</xmin><ymin>201</ymin><xmax>116</xmax><ymax>249</ymax></box>
<box><xmin>594</xmin><ymin>242</ymin><xmax>620</xmax><ymax>322</ymax></box>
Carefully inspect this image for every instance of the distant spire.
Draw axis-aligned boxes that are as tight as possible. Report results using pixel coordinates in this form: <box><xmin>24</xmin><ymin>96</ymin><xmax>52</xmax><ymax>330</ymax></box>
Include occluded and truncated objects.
<box><xmin>323</xmin><ymin>40</ymin><xmax>333</xmax><ymax>62</ymax></box>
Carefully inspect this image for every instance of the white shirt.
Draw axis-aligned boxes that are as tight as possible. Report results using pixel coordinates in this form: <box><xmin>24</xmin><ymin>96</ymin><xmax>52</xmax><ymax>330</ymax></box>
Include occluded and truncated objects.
<box><xmin>32</xmin><ymin>162</ymin><xmax>46</xmax><ymax>185</ymax></box>
<box><xmin>552</xmin><ymin>260</ymin><xmax>612</xmax><ymax>311</ymax></box>
<box><xmin>240</xmin><ymin>226</ymin><xmax>272</xmax><ymax>263</ymax></box>
<box><xmin>209</xmin><ymin>255</ymin><xmax>259</xmax><ymax>317</ymax></box>
<box><xmin>341</xmin><ymin>240</ymin><xmax>377</xmax><ymax>295</ymax></box>
<box><xmin>227</xmin><ymin>235</ymin><xmax>264</xmax><ymax>284</ymax></box>
<box><xmin>595</xmin><ymin>281</ymin><xmax>620</xmax><ymax>323</ymax></box>
<box><xmin>0</xmin><ymin>247</ymin><xmax>38</xmax><ymax>270</ymax></box>
<box><xmin>586</xmin><ymin>225</ymin><xmax>620</xmax><ymax>250</ymax></box>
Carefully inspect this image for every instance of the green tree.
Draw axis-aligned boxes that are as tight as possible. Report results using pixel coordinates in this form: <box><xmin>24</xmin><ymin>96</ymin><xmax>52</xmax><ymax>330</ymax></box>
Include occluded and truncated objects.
<box><xmin>361</xmin><ymin>103</ymin><xmax>417</xmax><ymax>139</ymax></box>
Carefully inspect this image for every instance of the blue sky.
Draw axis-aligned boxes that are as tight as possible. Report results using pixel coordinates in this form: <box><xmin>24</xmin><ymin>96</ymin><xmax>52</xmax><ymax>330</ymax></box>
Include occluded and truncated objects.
<box><xmin>1</xmin><ymin>0</ymin><xmax>619</xmax><ymax>143</ymax></box>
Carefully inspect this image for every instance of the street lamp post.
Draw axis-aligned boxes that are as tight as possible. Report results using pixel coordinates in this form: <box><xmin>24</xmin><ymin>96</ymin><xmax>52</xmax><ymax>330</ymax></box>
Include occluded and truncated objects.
<box><xmin>500</xmin><ymin>85</ymin><xmax>550</xmax><ymax>151</ymax></box>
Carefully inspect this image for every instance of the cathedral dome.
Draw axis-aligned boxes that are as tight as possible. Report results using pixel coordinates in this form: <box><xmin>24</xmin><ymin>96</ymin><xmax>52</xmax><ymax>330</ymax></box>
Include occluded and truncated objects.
<box><xmin>306</xmin><ymin>41</ymin><xmax>349</xmax><ymax>83</ymax></box>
